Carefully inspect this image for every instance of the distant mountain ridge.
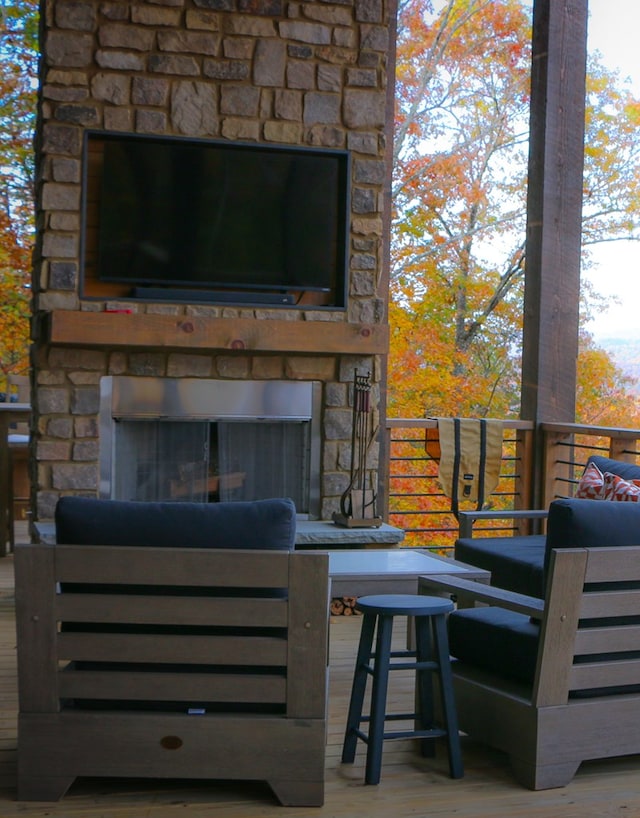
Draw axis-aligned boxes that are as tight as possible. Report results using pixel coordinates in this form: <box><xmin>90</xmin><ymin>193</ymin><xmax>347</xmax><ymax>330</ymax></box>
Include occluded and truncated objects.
<box><xmin>598</xmin><ymin>336</ymin><xmax>640</xmax><ymax>394</ymax></box>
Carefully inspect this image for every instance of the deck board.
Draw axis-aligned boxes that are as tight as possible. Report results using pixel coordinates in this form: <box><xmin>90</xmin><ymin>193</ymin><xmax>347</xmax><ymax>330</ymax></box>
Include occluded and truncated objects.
<box><xmin>2</xmin><ymin>534</ymin><xmax>640</xmax><ymax>815</ymax></box>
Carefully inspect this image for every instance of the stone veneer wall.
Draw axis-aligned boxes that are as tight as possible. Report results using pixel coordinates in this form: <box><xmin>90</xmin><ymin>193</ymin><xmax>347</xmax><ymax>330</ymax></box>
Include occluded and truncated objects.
<box><xmin>32</xmin><ymin>0</ymin><xmax>393</xmax><ymax>522</ymax></box>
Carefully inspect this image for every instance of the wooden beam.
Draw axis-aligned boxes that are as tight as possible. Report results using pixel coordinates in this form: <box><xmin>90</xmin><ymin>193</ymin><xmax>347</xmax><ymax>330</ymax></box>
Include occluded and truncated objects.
<box><xmin>521</xmin><ymin>0</ymin><xmax>588</xmax><ymax>424</ymax></box>
<box><xmin>376</xmin><ymin>0</ymin><xmax>399</xmax><ymax>520</ymax></box>
<box><xmin>47</xmin><ymin>310</ymin><xmax>389</xmax><ymax>355</ymax></box>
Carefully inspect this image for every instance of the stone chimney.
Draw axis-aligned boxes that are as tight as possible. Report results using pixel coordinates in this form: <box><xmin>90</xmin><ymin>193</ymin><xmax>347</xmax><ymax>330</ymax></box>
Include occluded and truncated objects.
<box><xmin>31</xmin><ymin>0</ymin><xmax>395</xmax><ymax>523</ymax></box>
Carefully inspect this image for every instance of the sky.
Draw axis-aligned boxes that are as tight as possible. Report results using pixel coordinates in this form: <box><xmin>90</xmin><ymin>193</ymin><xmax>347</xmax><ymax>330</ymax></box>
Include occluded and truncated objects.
<box><xmin>584</xmin><ymin>0</ymin><xmax>640</xmax><ymax>340</ymax></box>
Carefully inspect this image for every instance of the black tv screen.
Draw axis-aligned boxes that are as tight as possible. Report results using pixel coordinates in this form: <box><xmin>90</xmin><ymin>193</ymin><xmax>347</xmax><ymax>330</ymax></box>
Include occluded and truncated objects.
<box><xmin>93</xmin><ymin>133</ymin><xmax>350</xmax><ymax>299</ymax></box>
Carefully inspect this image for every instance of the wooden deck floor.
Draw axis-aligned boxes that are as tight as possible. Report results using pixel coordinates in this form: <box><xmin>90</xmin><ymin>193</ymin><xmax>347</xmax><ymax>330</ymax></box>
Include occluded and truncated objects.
<box><xmin>2</xmin><ymin>542</ymin><xmax>640</xmax><ymax>817</ymax></box>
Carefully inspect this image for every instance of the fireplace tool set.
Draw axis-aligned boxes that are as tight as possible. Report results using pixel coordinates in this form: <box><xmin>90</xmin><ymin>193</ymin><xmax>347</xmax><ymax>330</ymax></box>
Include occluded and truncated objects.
<box><xmin>333</xmin><ymin>370</ymin><xmax>382</xmax><ymax>528</ymax></box>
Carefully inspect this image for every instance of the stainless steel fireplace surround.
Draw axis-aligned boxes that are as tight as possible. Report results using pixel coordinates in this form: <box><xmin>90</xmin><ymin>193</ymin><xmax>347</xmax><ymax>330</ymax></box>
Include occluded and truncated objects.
<box><xmin>99</xmin><ymin>377</ymin><xmax>322</xmax><ymax>517</ymax></box>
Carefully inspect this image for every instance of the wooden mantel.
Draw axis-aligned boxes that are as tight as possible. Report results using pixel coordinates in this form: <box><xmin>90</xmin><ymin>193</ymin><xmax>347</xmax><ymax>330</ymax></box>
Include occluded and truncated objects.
<box><xmin>47</xmin><ymin>310</ymin><xmax>389</xmax><ymax>355</ymax></box>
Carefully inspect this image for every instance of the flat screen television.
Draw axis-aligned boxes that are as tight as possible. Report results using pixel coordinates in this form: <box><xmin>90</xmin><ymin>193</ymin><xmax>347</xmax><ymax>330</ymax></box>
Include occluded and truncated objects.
<box><xmin>89</xmin><ymin>132</ymin><xmax>350</xmax><ymax>304</ymax></box>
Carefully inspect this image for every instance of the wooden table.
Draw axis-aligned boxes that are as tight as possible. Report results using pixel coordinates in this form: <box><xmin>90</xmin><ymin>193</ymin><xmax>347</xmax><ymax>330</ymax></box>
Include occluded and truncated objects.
<box><xmin>0</xmin><ymin>404</ymin><xmax>30</xmax><ymax>556</ymax></box>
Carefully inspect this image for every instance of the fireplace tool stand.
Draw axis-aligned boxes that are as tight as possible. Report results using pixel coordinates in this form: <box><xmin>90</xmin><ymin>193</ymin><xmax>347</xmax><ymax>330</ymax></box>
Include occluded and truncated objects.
<box><xmin>333</xmin><ymin>370</ymin><xmax>382</xmax><ymax>528</ymax></box>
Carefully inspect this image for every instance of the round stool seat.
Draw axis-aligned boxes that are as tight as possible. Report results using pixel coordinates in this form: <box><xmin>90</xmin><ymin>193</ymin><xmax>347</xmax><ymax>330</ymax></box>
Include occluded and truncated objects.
<box><xmin>356</xmin><ymin>594</ymin><xmax>454</xmax><ymax>617</ymax></box>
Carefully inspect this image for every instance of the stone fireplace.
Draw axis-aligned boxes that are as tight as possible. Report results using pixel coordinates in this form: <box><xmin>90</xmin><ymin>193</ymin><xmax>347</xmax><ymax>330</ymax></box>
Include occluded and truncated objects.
<box><xmin>30</xmin><ymin>0</ymin><xmax>394</xmax><ymax>526</ymax></box>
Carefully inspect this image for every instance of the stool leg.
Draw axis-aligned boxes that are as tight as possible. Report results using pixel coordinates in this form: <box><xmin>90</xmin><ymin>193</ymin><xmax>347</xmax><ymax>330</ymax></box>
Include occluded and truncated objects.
<box><xmin>414</xmin><ymin>616</ymin><xmax>436</xmax><ymax>758</ymax></box>
<box><xmin>432</xmin><ymin>613</ymin><xmax>463</xmax><ymax>779</ymax></box>
<box><xmin>342</xmin><ymin>613</ymin><xmax>377</xmax><ymax>764</ymax></box>
<box><xmin>365</xmin><ymin>613</ymin><xmax>394</xmax><ymax>785</ymax></box>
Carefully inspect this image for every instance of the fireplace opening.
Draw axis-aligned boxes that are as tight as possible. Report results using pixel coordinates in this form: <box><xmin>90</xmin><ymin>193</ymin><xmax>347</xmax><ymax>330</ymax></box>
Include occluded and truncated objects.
<box><xmin>99</xmin><ymin>377</ymin><xmax>321</xmax><ymax>517</ymax></box>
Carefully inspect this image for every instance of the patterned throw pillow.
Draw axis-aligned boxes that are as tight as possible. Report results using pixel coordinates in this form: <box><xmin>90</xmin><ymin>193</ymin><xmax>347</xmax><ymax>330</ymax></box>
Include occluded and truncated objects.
<box><xmin>575</xmin><ymin>462</ymin><xmax>605</xmax><ymax>499</ymax></box>
<box><xmin>603</xmin><ymin>472</ymin><xmax>640</xmax><ymax>502</ymax></box>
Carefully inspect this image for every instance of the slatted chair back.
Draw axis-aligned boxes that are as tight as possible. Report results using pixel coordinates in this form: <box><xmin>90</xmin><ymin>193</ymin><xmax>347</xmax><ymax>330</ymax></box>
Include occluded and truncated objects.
<box><xmin>16</xmin><ymin>543</ymin><xmax>329</xmax><ymax>806</ymax></box>
<box><xmin>535</xmin><ymin>545</ymin><xmax>640</xmax><ymax>707</ymax></box>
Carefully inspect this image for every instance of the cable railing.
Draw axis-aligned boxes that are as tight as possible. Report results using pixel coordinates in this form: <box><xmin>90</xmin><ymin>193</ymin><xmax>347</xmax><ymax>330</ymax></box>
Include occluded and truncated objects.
<box><xmin>383</xmin><ymin>419</ymin><xmax>640</xmax><ymax>551</ymax></box>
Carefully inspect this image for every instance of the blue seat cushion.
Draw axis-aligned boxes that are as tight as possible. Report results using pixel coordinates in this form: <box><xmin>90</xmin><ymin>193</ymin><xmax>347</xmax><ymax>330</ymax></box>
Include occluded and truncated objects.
<box><xmin>455</xmin><ymin>534</ymin><xmax>545</xmax><ymax>598</ymax></box>
<box><xmin>448</xmin><ymin>602</ymin><xmax>640</xmax><ymax>696</ymax></box>
<box><xmin>448</xmin><ymin>606</ymin><xmax>540</xmax><ymax>686</ymax></box>
<box><xmin>55</xmin><ymin>496</ymin><xmax>296</xmax><ymax>551</ymax></box>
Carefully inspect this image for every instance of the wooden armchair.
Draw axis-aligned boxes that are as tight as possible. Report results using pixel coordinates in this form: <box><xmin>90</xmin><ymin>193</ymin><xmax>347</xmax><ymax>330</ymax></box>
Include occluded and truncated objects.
<box><xmin>421</xmin><ymin>497</ymin><xmax>640</xmax><ymax>789</ymax></box>
<box><xmin>15</xmin><ymin>506</ymin><xmax>329</xmax><ymax>805</ymax></box>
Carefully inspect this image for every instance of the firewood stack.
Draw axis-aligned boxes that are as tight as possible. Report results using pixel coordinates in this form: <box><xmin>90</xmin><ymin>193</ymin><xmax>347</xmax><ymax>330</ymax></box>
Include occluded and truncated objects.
<box><xmin>330</xmin><ymin>596</ymin><xmax>362</xmax><ymax>616</ymax></box>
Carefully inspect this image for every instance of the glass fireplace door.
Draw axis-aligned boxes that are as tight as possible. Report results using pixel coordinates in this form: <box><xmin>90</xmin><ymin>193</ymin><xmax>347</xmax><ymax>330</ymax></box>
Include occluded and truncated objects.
<box><xmin>112</xmin><ymin>418</ymin><xmax>312</xmax><ymax>512</ymax></box>
<box><xmin>216</xmin><ymin>420</ymin><xmax>310</xmax><ymax>510</ymax></box>
<box><xmin>114</xmin><ymin>420</ymin><xmax>209</xmax><ymax>502</ymax></box>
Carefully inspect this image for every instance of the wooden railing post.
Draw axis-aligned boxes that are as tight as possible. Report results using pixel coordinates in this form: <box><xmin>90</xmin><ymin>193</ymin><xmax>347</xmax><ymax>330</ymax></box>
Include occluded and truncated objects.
<box><xmin>608</xmin><ymin>436</ymin><xmax>640</xmax><ymax>462</ymax></box>
<box><xmin>514</xmin><ymin>425</ymin><xmax>534</xmax><ymax>534</ymax></box>
<box><xmin>540</xmin><ymin>428</ymin><xmax>573</xmax><ymax>508</ymax></box>
<box><xmin>379</xmin><ymin>424</ymin><xmax>392</xmax><ymax>521</ymax></box>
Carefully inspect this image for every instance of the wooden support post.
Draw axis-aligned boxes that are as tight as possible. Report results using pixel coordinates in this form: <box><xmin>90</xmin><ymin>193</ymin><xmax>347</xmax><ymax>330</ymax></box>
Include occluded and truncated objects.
<box><xmin>520</xmin><ymin>0</ymin><xmax>588</xmax><ymax>506</ymax></box>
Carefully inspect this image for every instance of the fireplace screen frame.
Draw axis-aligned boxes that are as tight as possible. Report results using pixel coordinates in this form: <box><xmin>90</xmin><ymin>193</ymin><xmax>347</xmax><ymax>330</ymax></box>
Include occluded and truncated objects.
<box><xmin>99</xmin><ymin>376</ymin><xmax>322</xmax><ymax>518</ymax></box>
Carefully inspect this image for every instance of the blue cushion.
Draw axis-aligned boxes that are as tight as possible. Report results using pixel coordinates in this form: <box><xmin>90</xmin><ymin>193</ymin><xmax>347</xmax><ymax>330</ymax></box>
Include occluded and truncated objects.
<box><xmin>455</xmin><ymin>535</ymin><xmax>545</xmax><ymax>598</ymax></box>
<box><xmin>55</xmin><ymin>496</ymin><xmax>297</xmax><ymax>551</ymax></box>
<box><xmin>544</xmin><ymin>497</ymin><xmax>640</xmax><ymax>576</ymax></box>
<box><xmin>587</xmin><ymin>455</ymin><xmax>640</xmax><ymax>482</ymax></box>
<box><xmin>448</xmin><ymin>606</ymin><xmax>540</xmax><ymax>685</ymax></box>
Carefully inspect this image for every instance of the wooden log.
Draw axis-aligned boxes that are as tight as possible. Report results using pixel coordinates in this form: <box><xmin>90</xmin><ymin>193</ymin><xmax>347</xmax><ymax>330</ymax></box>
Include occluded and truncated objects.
<box><xmin>330</xmin><ymin>598</ymin><xmax>345</xmax><ymax>616</ymax></box>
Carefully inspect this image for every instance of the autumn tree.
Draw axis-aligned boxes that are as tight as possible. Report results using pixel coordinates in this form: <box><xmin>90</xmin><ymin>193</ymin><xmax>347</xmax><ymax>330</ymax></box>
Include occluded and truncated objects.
<box><xmin>389</xmin><ymin>0</ymin><xmax>640</xmax><ymax>424</ymax></box>
<box><xmin>0</xmin><ymin>0</ymin><xmax>38</xmax><ymax>392</ymax></box>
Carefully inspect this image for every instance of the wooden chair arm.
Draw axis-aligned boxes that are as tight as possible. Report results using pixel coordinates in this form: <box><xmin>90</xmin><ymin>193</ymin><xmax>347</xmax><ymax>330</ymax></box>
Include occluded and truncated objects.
<box><xmin>458</xmin><ymin>508</ymin><xmax>548</xmax><ymax>538</ymax></box>
<box><xmin>419</xmin><ymin>574</ymin><xmax>545</xmax><ymax>619</ymax></box>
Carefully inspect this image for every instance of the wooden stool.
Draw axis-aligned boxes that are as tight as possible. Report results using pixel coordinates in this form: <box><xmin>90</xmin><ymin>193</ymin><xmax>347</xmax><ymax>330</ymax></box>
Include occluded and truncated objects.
<box><xmin>341</xmin><ymin>593</ymin><xmax>463</xmax><ymax>785</ymax></box>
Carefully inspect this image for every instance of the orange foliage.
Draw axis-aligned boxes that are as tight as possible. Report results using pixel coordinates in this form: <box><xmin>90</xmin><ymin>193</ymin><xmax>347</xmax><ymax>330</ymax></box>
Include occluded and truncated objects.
<box><xmin>391</xmin><ymin>0</ymin><xmax>531</xmax><ymax>421</ymax></box>
<box><xmin>0</xmin><ymin>0</ymin><xmax>38</xmax><ymax>388</ymax></box>
<box><xmin>576</xmin><ymin>331</ymin><xmax>640</xmax><ymax>427</ymax></box>
<box><xmin>0</xmin><ymin>207</ymin><xmax>31</xmax><ymax>386</ymax></box>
